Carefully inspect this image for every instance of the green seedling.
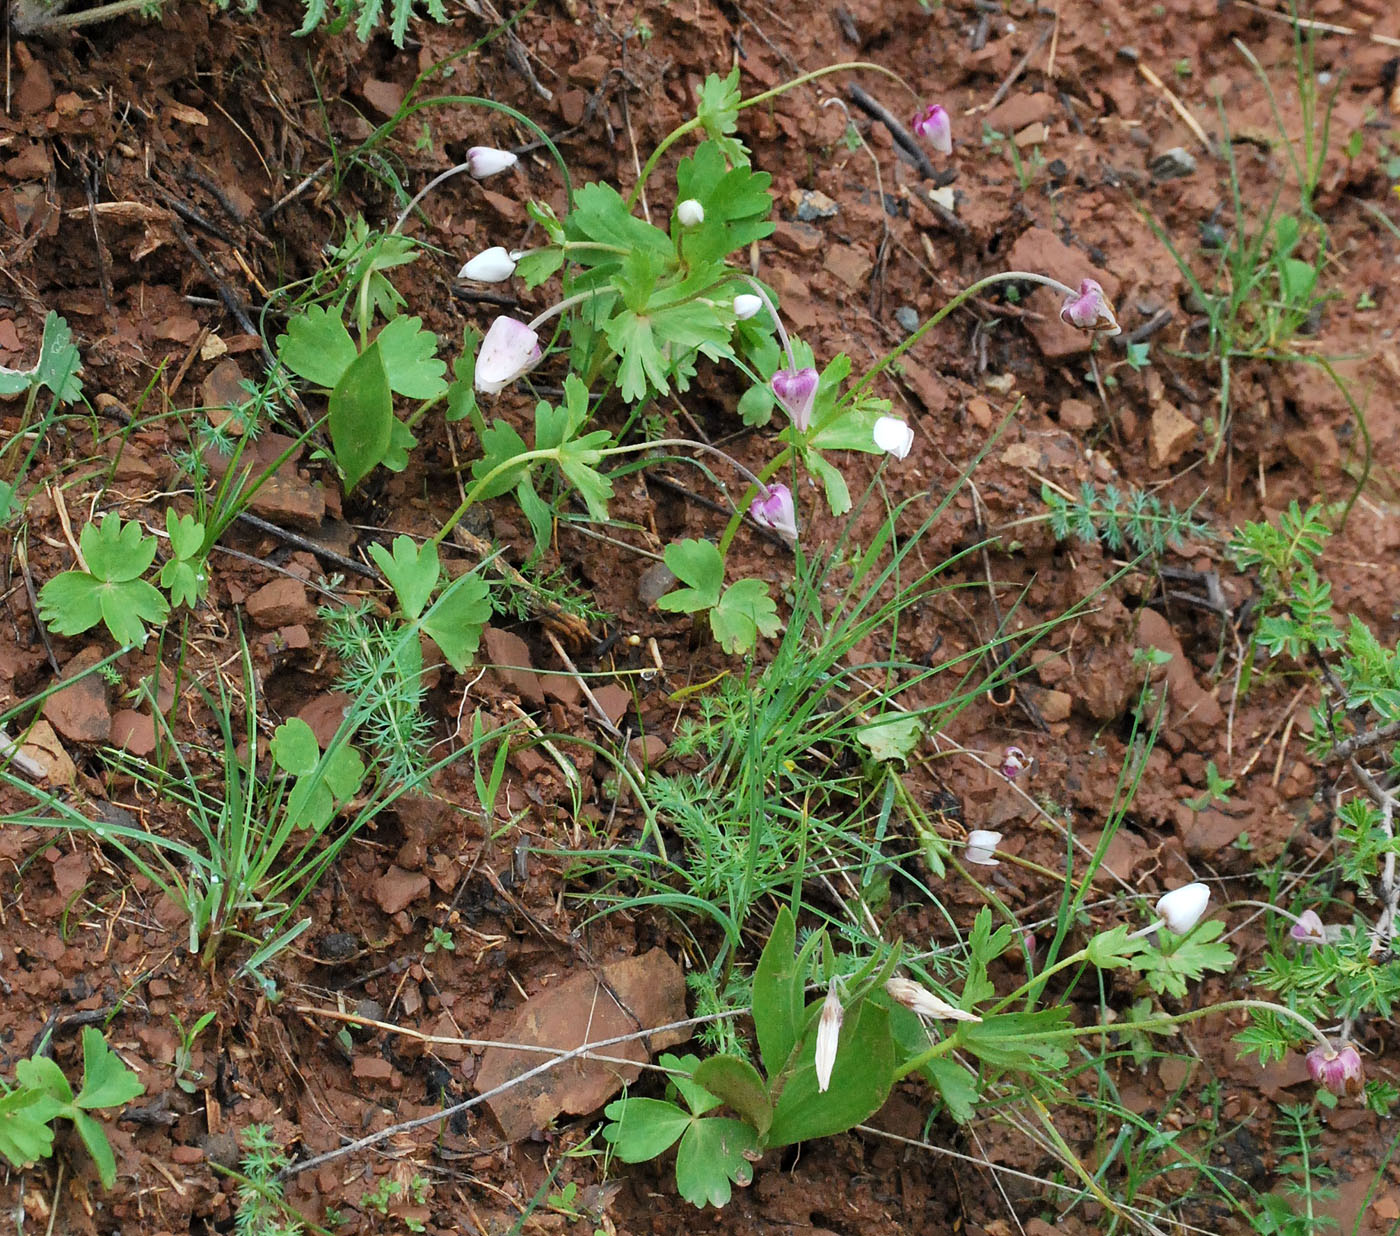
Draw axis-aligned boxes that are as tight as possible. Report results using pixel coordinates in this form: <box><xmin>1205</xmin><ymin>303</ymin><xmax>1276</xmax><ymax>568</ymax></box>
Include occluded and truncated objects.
<box><xmin>0</xmin><ymin>1027</ymin><xmax>145</xmax><ymax>1189</ymax></box>
<box><xmin>38</xmin><ymin>514</ymin><xmax>170</xmax><ymax>647</ymax></box>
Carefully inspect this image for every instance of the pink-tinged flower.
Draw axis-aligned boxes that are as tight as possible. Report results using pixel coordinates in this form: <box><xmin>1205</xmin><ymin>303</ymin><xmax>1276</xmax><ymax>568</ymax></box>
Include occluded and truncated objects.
<box><xmin>814</xmin><ymin>979</ymin><xmax>843</xmax><ymax>1093</ymax></box>
<box><xmin>1155</xmin><ymin>882</ymin><xmax>1210</xmax><ymax>934</ymax></box>
<box><xmin>1059</xmin><ymin>278</ymin><xmax>1121</xmax><ymax>336</ymax></box>
<box><xmin>771</xmin><ymin>367</ymin><xmax>819</xmax><ymax>432</ymax></box>
<box><xmin>749</xmin><ymin>483</ymin><xmax>797</xmax><ymax>544</ymax></box>
<box><xmin>873</xmin><ymin>416</ymin><xmax>914</xmax><ymax>460</ymax></box>
<box><xmin>999</xmin><ymin>745</ymin><xmax>1029</xmax><ymax>781</ymax></box>
<box><xmin>885</xmin><ymin>976</ymin><xmax>981</xmax><ymax>1022</ymax></box>
<box><xmin>1290</xmin><ymin>909</ymin><xmax>1326</xmax><ymax>943</ymax></box>
<box><xmin>465</xmin><ymin>146</ymin><xmax>518</xmax><ymax>178</ymax></box>
<box><xmin>964</xmin><ymin>829</ymin><xmax>1002</xmax><ymax>866</ymax></box>
<box><xmin>458</xmin><ymin>246</ymin><xmax>518</xmax><ymax>282</ymax></box>
<box><xmin>911</xmin><ymin>103</ymin><xmax>952</xmax><ymax>155</ymax></box>
<box><xmin>1307</xmin><ymin>1042</ymin><xmax>1363</xmax><ymax>1097</ymax></box>
<box><xmin>474</xmin><ymin>316</ymin><xmax>541</xmax><ymax>394</ymax></box>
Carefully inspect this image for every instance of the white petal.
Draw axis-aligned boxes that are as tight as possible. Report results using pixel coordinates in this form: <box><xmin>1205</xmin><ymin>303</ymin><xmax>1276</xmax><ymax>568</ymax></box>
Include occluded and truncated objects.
<box><xmin>1155</xmin><ymin>882</ymin><xmax>1210</xmax><ymax>934</ymax></box>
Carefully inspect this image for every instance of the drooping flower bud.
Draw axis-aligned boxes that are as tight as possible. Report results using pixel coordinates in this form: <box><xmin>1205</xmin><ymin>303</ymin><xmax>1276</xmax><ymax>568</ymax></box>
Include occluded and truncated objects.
<box><xmin>1307</xmin><ymin>1042</ymin><xmax>1363</xmax><ymax>1097</ymax></box>
<box><xmin>885</xmin><ymin>976</ymin><xmax>981</xmax><ymax>1022</ymax></box>
<box><xmin>474</xmin><ymin>316</ymin><xmax>541</xmax><ymax>395</ymax></box>
<box><xmin>771</xmin><ymin>367</ymin><xmax>819</xmax><ymax>432</ymax></box>
<box><xmin>1155</xmin><ymin>882</ymin><xmax>1210</xmax><ymax>934</ymax></box>
<box><xmin>999</xmin><ymin>746</ymin><xmax>1029</xmax><ymax>781</ymax></box>
<box><xmin>964</xmin><ymin>829</ymin><xmax>1002</xmax><ymax>867</ymax></box>
<box><xmin>749</xmin><ymin>483</ymin><xmax>797</xmax><ymax>544</ymax></box>
<box><xmin>677</xmin><ymin>198</ymin><xmax>705</xmax><ymax>227</ymax></box>
<box><xmin>911</xmin><ymin>103</ymin><xmax>952</xmax><ymax>155</ymax></box>
<box><xmin>733</xmin><ymin>294</ymin><xmax>763</xmax><ymax>321</ymax></box>
<box><xmin>465</xmin><ymin>146</ymin><xmax>518</xmax><ymax>179</ymax></box>
<box><xmin>458</xmin><ymin>246</ymin><xmax>519</xmax><ymax>283</ymax></box>
<box><xmin>873</xmin><ymin>416</ymin><xmax>915</xmax><ymax>460</ymax></box>
<box><xmin>1059</xmin><ymin>278</ymin><xmax>1121</xmax><ymax>336</ymax></box>
<box><xmin>1290</xmin><ymin>909</ymin><xmax>1326</xmax><ymax>943</ymax></box>
<box><xmin>814</xmin><ymin>979</ymin><xmax>843</xmax><ymax>1093</ymax></box>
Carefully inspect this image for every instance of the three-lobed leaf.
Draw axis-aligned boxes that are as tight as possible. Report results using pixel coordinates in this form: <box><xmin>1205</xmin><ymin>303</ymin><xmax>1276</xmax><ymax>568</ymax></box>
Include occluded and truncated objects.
<box><xmin>657</xmin><ymin>540</ymin><xmax>724</xmax><ymax>615</ymax></box>
<box><xmin>369</xmin><ymin>535</ymin><xmax>440</xmax><ymax>620</ymax></box>
<box><xmin>710</xmin><ymin>579</ymin><xmax>779</xmax><ymax>654</ymax></box>
<box><xmin>277</xmin><ymin>305</ymin><xmax>357</xmax><ymax>388</ymax></box>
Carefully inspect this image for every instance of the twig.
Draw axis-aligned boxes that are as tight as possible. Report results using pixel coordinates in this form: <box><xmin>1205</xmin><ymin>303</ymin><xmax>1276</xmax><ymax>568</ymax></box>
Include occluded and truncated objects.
<box><xmin>233</xmin><ymin>511</ymin><xmax>378</xmax><ymax>580</ymax></box>
<box><xmin>277</xmin><ymin>1010</ymin><xmax>737</xmax><ymax>1180</ymax></box>
<box><xmin>1231</xmin><ymin>0</ymin><xmax>1400</xmax><ymax>49</ymax></box>
<box><xmin>1326</xmin><ymin>719</ymin><xmax>1400</xmax><ymax>764</ymax></box>
<box><xmin>1136</xmin><ymin>61</ymin><xmax>1212</xmax><ymax>151</ymax></box>
<box><xmin>979</xmin><ymin>23</ymin><xmax>1055</xmax><ymax>114</ymax></box>
<box><xmin>543</xmin><ymin>629</ymin><xmax>623</xmax><ymax>738</ymax></box>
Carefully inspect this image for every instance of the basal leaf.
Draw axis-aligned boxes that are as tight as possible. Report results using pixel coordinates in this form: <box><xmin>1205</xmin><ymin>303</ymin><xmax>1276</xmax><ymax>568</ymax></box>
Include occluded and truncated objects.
<box><xmin>270</xmin><ymin>717</ymin><xmax>320</xmax><ymax>778</ymax></box>
<box><xmin>277</xmin><ymin>305</ymin><xmax>356</xmax><ymax>388</ymax></box>
<box><xmin>766</xmin><ymin>998</ymin><xmax>894</xmax><ymax>1147</ymax></box>
<box><xmin>72</xmin><ymin>1110</ymin><xmax>118</xmax><ymax>1189</ymax></box>
<box><xmin>674</xmin><ymin>1117</ymin><xmax>757</xmax><ymax>1208</ymax></box>
<box><xmin>856</xmin><ymin>714</ymin><xmax>923</xmax><ymax>762</ymax></box>
<box><xmin>602</xmin><ymin>1096</ymin><xmax>691</xmax><ymax>1162</ymax></box>
<box><xmin>376</xmin><ymin>315</ymin><xmax>448</xmax><ymax>398</ymax></box>
<box><xmin>76</xmin><ymin>1028</ymin><xmax>145</xmax><ymax>1110</ymax></box>
<box><xmin>691</xmin><ymin>1055</ymin><xmax>772</xmax><ymax>1138</ymax></box>
<box><xmin>98</xmin><ymin>580</ymin><xmax>168</xmax><ymax>647</ymax></box>
<box><xmin>34</xmin><ymin>311</ymin><xmax>83</xmax><ymax>403</ymax></box>
<box><xmin>82</xmin><ymin>515</ymin><xmax>158</xmax><ymax>582</ymax></box>
<box><xmin>422</xmin><ymin>574</ymin><xmax>492</xmax><ymax>673</ymax></box>
<box><xmin>656</xmin><ymin>540</ymin><xmax>724</xmax><ymax>614</ymax></box>
<box><xmin>710</xmin><ymin>578</ymin><xmax>779</xmax><ymax>654</ymax></box>
<box><xmin>37</xmin><ymin>572</ymin><xmax>103</xmax><ymax>637</ymax></box>
<box><xmin>329</xmin><ymin>339</ymin><xmax>393</xmax><ymax>491</ymax></box>
<box><xmin>751</xmin><ymin>906</ymin><xmax>800</xmax><ymax>1079</ymax></box>
<box><xmin>369</xmin><ymin>534</ymin><xmax>440</xmax><ymax>619</ymax></box>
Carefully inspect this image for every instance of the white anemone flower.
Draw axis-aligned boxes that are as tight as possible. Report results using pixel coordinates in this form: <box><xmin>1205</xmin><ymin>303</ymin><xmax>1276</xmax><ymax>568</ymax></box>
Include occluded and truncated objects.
<box><xmin>964</xmin><ymin>829</ymin><xmax>1002</xmax><ymax>867</ymax></box>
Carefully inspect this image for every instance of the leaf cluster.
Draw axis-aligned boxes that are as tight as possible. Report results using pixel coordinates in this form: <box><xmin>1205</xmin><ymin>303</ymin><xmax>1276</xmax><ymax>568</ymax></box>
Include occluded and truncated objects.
<box><xmin>1043</xmin><ymin>480</ymin><xmax>1209</xmax><ymax>557</ymax></box>
<box><xmin>0</xmin><ymin>1028</ymin><xmax>144</xmax><ymax>1189</ymax></box>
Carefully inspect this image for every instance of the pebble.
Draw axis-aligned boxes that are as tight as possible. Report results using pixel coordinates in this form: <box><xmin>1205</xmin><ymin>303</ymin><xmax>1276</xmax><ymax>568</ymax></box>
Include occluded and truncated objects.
<box><xmin>1149</xmin><ymin>147</ymin><xmax>1197</xmax><ymax>182</ymax></box>
<box><xmin>895</xmin><ymin>306</ymin><xmax>920</xmax><ymax>333</ymax></box>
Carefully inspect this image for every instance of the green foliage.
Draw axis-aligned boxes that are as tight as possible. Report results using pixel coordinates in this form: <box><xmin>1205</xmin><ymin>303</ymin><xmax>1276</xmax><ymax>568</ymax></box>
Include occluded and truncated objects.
<box><xmin>0</xmin><ymin>1028</ymin><xmax>144</xmax><ymax>1189</ymax></box>
<box><xmin>1250</xmin><ymin>1106</ymin><xmax>1336</xmax><ymax>1236</ymax></box>
<box><xmin>233</xmin><ymin>1124</ymin><xmax>304</xmax><ymax>1236</ymax></box>
<box><xmin>161</xmin><ymin>509</ymin><xmax>210</xmax><ymax>608</ymax></box>
<box><xmin>1130</xmin><ymin>920</ymin><xmax>1236</xmax><ymax>999</ymax></box>
<box><xmin>38</xmin><ymin>515</ymin><xmax>170</xmax><ymax>647</ymax></box>
<box><xmin>1042</xmin><ymin>480</ymin><xmax>1209</xmax><ymax>557</ymax></box>
<box><xmin>656</xmin><ymin>539</ymin><xmax>779</xmax><ymax>654</ymax></box>
<box><xmin>0</xmin><ymin>311</ymin><xmax>83</xmax><ymax>403</ymax></box>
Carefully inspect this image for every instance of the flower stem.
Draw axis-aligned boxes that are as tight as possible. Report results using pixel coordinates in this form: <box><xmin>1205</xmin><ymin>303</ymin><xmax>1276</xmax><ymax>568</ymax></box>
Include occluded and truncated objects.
<box><xmin>626</xmin><ymin>61</ymin><xmax>913</xmax><ymax>211</ymax></box>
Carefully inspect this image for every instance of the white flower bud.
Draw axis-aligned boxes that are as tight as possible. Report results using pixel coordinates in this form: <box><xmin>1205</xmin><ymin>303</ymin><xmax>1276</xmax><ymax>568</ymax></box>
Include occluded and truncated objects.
<box><xmin>964</xmin><ymin>829</ymin><xmax>1002</xmax><ymax>866</ymax></box>
<box><xmin>885</xmin><ymin>976</ymin><xmax>981</xmax><ymax>1021</ymax></box>
<box><xmin>465</xmin><ymin>146</ymin><xmax>518</xmax><ymax>178</ymax></box>
<box><xmin>873</xmin><ymin>416</ymin><xmax>914</xmax><ymax>460</ymax></box>
<box><xmin>677</xmin><ymin>198</ymin><xmax>705</xmax><ymax>226</ymax></box>
<box><xmin>733</xmin><ymin>294</ymin><xmax>763</xmax><ymax>320</ymax></box>
<box><xmin>814</xmin><ymin>980</ymin><xmax>843</xmax><ymax>1093</ymax></box>
<box><xmin>458</xmin><ymin>246</ymin><xmax>518</xmax><ymax>283</ymax></box>
<box><xmin>1155</xmin><ymin>882</ymin><xmax>1211</xmax><ymax>934</ymax></box>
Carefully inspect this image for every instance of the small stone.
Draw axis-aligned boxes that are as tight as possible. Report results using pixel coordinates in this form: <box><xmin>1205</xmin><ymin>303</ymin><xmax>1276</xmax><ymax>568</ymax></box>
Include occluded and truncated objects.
<box><xmin>1150</xmin><ymin>404</ymin><xmax>1197</xmax><ymax>467</ymax></box>
<box><xmin>14</xmin><ymin>60</ymin><xmax>54</xmax><ymax>114</ymax></box>
<box><xmin>1037</xmin><ymin>689</ymin><xmax>1072</xmax><ymax>723</ymax></box>
<box><xmin>627</xmin><ymin>734</ymin><xmax>668</xmax><ymax>767</ymax></box>
<box><xmin>201</xmin><ymin>359</ymin><xmax>249</xmax><ymax>432</ymax></box>
<box><xmin>637</xmin><ymin>561</ymin><xmax>678</xmax><ymax>608</ymax></box>
<box><xmin>316</xmin><ymin>932</ymin><xmax>360</xmax><ymax>962</ymax></box>
<box><xmin>894</xmin><ymin>306</ymin><xmax>920</xmax><ymax>333</ymax></box>
<box><xmin>42</xmin><ymin>646</ymin><xmax>111</xmax><ymax>744</ymax></box>
<box><xmin>482</xmin><ymin>627</ymin><xmax>545</xmax><ymax>706</ymax></box>
<box><xmin>592</xmin><ymin>684</ymin><xmax>631</xmax><ymax>728</ymax></box>
<box><xmin>966</xmin><ymin>397</ymin><xmax>994</xmax><ymax>429</ymax></box>
<box><xmin>109</xmin><ymin>711</ymin><xmax>156</xmax><ymax>758</ymax></box>
<box><xmin>352</xmin><ymin>1055</ymin><xmax>395</xmax><ymax>1082</ymax></box>
<box><xmin>790</xmin><ymin>189</ymin><xmax>839</xmax><ymax>221</ymax></box>
<box><xmin>569</xmin><ymin>54</ymin><xmax>609</xmax><ymax>86</ymax></box>
<box><xmin>373</xmin><ymin>866</ymin><xmax>430</xmax><ymax>915</ymax></box>
<box><xmin>772</xmin><ymin>221</ymin><xmax>822</xmax><ymax>255</ymax></box>
<box><xmin>1149</xmin><ymin>147</ymin><xmax>1197</xmax><ymax>182</ymax></box>
<box><xmin>1013</xmin><ymin>122</ymin><xmax>1049</xmax><ymax>148</ymax></box>
<box><xmin>556</xmin><ymin>89</ymin><xmax>587</xmax><ymax>127</ymax></box>
<box><xmin>246</xmin><ymin>578</ymin><xmax>314</xmax><ymax>629</ymax></box>
<box><xmin>1058</xmin><ymin>398</ymin><xmax>1096</xmax><ymax>430</ymax></box>
<box><xmin>249</xmin><ymin>474</ymin><xmax>325</xmax><ymax>531</ymax></box>
<box><xmin>361</xmin><ymin>79</ymin><xmax>405</xmax><ymax>120</ymax></box>
<box><xmin>823</xmin><ymin>244</ymin><xmax>871</xmax><ymax>290</ymax></box>
<box><xmin>171</xmin><ymin>1145</ymin><xmax>205</xmax><ymax>1165</ymax></box>
<box><xmin>298</xmin><ymin>693</ymin><xmax>351</xmax><ymax>747</ymax></box>
<box><xmin>18</xmin><ymin>721</ymin><xmax>75</xmax><ymax>786</ymax></box>
<box><xmin>984</xmin><ymin>91</ymin><xmax>1057</xmax><ymax>135</ymax></box>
